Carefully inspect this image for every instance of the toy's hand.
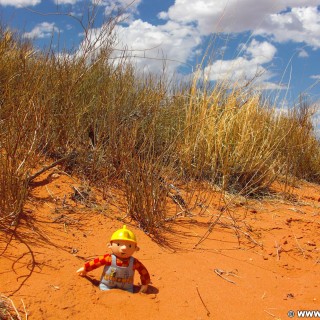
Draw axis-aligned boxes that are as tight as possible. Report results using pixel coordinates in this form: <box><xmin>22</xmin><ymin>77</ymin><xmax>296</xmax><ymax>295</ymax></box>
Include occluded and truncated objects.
<box><xmin>140</xmin><ymin>285</ymin><xmax>148</xmax><ymax>293</ymax></box>
<box><xmin>76</xmin><ymin>267</ymin><xmax>87</xmax><ymax>276</ymax></box>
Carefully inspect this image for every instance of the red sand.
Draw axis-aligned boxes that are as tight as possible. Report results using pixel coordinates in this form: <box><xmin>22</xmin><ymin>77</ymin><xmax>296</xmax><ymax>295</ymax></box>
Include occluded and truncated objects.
<box><xmin>1</xmin><ymin>168</ymin><xmax>319</xmax><ymax>319</ymax></box>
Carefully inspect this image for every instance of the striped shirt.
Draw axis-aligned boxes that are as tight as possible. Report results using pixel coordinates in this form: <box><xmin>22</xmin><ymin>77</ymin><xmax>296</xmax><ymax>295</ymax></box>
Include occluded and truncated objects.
<box><xmin>84</xmin><ymin>253</ymin><xmax>150</xmax><ymax>285</ymax></box>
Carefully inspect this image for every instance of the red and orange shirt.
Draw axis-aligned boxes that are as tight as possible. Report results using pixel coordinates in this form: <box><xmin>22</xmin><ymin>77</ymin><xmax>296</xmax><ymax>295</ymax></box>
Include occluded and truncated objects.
<box><xmin>84</xmin><ymin>253</ymin><xmax>150</xmax><ymax>285</ymax></box>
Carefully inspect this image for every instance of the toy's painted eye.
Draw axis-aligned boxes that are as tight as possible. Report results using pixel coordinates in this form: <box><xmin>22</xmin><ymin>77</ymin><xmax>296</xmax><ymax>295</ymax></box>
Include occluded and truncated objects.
<box><xmin>117</xmin><ymin>243</ymin><xmax>120</xmax><ymax>246</ymax></box>
<box><xmin>128</xmin><ymin>244</ymin><xmax>132</xmax><ymax>248</ymax></box>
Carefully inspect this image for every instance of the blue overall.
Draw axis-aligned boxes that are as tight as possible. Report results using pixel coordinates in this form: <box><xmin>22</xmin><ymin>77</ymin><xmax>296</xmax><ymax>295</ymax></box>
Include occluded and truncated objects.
<box><xmin>99</xmin><ymin>254</ymin><xmax>135</xmax><ymax>293</ymax></box>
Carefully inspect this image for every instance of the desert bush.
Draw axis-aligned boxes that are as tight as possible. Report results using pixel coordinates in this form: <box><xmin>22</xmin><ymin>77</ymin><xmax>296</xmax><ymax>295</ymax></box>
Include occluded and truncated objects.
<box><xmin>174</xmin><ymin>81</ymin><xmax>277</xmax><ymax>194</ymax></box>
<box><xmin>1</xmin><ymin>19</ymin><xmax>320</xmax><ymax>232</ymax></box>
<box><xmin>124</xmin><ymin>157</ymin><xmax>169</xmax><ymax>234</ymax></box>
<box><xmin>276</xmin><ymin>97</ymin><xmax>320</xmax><ymax>182</ymax></box>
<box><xmin>0</xmin><ymin>28</ymin><xmax>43</xmax><ymax>225</ymax></box>
<box><xmin>170</xmin><ymin>76</ymin><xmax>320</xmax><ymax>194</ymax></box>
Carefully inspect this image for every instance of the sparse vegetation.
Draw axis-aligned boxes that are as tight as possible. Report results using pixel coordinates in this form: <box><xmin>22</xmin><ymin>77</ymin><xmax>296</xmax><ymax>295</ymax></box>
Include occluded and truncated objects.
<box><xmin>0</xmin><ymin>294</ymin><xmax>26</xmax><ymax>320</ymax></box>
<box><xmin>0</xmin><ymin>19</ymin><xmax>319</xmax><ymax>233</ymax></box>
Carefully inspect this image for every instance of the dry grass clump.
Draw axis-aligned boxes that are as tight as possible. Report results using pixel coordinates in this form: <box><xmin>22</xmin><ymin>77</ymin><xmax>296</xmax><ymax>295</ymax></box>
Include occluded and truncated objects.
<box><xmin>276</xmin><ymin>98</ymin><xmax>320</xmax><ymax>183</ymax></box>
<box><xmin>0</xmin><ymin>23</ymin><xmax>320</xmax><ymax>233</ymax></box>
<box><xmin>0</xmin><ymin>294</ymin><xmax>26</xmax><ymax>320</ymax></box>
<box><xmin>176</xmin><ymin>82</ymin><xmax>279</xmax><ymax>193</ymax></box>
<box><xmin>0</xmin><ymin>28</ymin><xmax>41</xmax><ymax>226</ymax></box>
<box><xmin>124</xmin><ymin>157</ymin><xmax>169</xmax><ymax>234</ymax></box>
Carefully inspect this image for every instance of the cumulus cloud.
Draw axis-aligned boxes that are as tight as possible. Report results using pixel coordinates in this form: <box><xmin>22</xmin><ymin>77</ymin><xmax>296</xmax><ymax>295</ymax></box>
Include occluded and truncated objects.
<box><xmin>54</xmin><ymin>0</ymin><xmax>79</xmax><ymax>4</ymax></box>
<box><xmin>72</xmin><ymin>0</ymin><xmax>319</xmax><ymax>86</ymax></box>
<box><xmin>255</xmin><ymin>6</ymin><xmax>320</xmax><ymax>49</ymax></box>
<box><xmin>203</xmin><ymin>39</ymin><xmax>280</xmax><ymax>88</ymax></box>
<box><xmin>147</xmin><ymin>0</ymin><xmax>320</xmax><ymax>85</ymax></box>
<box><xmin>244</xmin><ymin>39</ymin><xmax>277</xmax><ymax>64</ymax></box>
<box><xmin>159</xmin><ymin>0</ymin><xmax>320</xmax><ymax>48</ymax></box>
<box><xmin>23</xmin><ymin>22</ymin><xmax>60</xmax><ymax>39</ymax></box>
<box><xmin>298</xmin><ymin>48</ymin><xmax>309</xmax><ymax>58</ymax></box>
<box><xmin>110</xmin><ymin>19</ymin><xmax>201</xmax><ymax>74</ymax></box>
<box><xmin>92</xmin><ymin>0</ymin><xmax>142</xmax><ymax>6</ymax></box>
<box><xmin>74</xmin><ymin>12</ymin><xmax>201</xmax><ymax>74</ymax></box>
<box><xmin>94</xmin><ymin>0</ymin><xmax>142</xmax><ymax>19</ymax></box>
<box><xmin>0</xmin><ymin>0</ymin><xmax>40</xmax><ymax>7</ymax></box>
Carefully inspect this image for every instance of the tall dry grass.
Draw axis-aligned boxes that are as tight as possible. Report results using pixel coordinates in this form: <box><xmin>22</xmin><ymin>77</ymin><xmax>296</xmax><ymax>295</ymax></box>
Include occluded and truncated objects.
<box><xmin>0</xmin><ymin>23</ymin><xmax>319</xmax><ymax>232</ymax></box>
<box><xmin>277</xmin><ymin>97</ymin><xmax>320</xmax><ymax>183</ymax></box>
<box><xmin>0</xmin><ymin>29</ymin><xmax>43</xmax><ymax>226</ymax></box>
<box><xmin>175</xmin><ymin>79</ymin><xmax>289</xmax><ymax>194</ymax></box>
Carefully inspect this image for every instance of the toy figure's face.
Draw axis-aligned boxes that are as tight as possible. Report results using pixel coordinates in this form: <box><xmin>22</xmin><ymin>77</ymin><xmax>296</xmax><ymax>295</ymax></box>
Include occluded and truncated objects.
<box><xmin>108</xmin><ymin>240</ymin><xmax>139</xmax><ymax>259</ymax></box>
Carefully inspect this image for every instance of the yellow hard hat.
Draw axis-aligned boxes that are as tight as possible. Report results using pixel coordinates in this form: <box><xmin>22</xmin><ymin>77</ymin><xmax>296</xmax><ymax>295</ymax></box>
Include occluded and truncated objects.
<box><xmin>110</xmin><ymin>225</ymin><xmax>137</xmax><ymax>244</ymax></box>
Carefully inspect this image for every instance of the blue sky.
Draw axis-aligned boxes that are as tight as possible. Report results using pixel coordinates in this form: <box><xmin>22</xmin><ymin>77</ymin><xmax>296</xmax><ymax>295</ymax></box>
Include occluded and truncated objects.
<box><xmin>1</xmin><ymin>0</ymin><xmax>320</xmax><ymax>106</ymax></box>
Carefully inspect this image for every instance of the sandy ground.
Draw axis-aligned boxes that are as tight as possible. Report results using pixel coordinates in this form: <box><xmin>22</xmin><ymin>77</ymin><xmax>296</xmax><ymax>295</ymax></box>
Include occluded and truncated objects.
<box><xmin>1</xmin><ymin>167</ymin><xmax>320</xmax><ymax>320</ymax></box>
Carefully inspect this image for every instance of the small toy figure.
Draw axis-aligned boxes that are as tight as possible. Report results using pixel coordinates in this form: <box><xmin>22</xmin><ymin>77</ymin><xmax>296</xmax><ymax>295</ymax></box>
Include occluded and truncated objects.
<box><xmin>76</xmin><ymin>225</ymin><xmax>150</xmax><ymax>293</ymax></box>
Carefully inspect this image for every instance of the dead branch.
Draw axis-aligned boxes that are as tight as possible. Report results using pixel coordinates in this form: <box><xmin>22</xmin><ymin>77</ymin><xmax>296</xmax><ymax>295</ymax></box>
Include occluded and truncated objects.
<box><xmin>293</xmin><ymin>232</ymin><xmax>306</xmax><ymax>258</ymax></box>
<box><xmin>214</xmin><ymin>268</ymin><xmax>237</xmax><ymax>285</ymax></box>
<box><xmin>196</xmin><ymin>286</ymin><xmax>210</xmax><ymax>317</ymax></box>
<box><xmin>193</xmin><ymin>210</ymin><xmax>224</xmax><ymax>249</ymax></box>
<box><xmin>26</xmin><ymin>153</ymin><xmax>76</xmax><ymax>185</ymax></box>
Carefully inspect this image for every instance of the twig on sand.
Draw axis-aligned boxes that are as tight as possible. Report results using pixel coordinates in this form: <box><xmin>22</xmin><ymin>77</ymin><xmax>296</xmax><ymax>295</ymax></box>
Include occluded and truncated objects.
<box><xmin>264</xmin><ymin>309</ymin><xmax>276</xmax><ymax>317</ymax></box>
<box><xmin>21</xmin><ymin>299</ymin><xmax>28</xmax><ymax>320</ymax></box>
<box><xmin>293</xmin><ymin>232</ymin><xmax>306</xmax><ymax>258</ymax></box>
<box><xmin>213</xmin><ymin>269</ymin><xmax>238</xmax><ymax>284</ymax></box>
<box><xmin>26</xmin><ymin>153</ymin><xmax>76</xmax><ymax>185</ymax></box>
<box><xmin>230</xmin><ymin>224</ymin><xmax>263</xmax><ymax>247</ymax></box>
<box><xmin>193</xmin><ymin>210</ymin><xmax>224</xmax><ymax>249</ymax></box>
<box><xmin>71</xmin><ymin>185</ymin><xmax>89</xmax><ymax>202</ymax></box>
<box><xmin>196</xmin><ymin>286</ymin><xmax>210</xmax><ymax>317</ymax></box>
<box><xmin>275</xmin><ymin>241</ymin><xmax>281</xmax><ymax>261</ymax></box>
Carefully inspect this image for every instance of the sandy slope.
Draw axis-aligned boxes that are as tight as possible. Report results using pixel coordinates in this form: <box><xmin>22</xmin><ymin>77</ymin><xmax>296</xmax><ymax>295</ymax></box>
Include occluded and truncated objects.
<box><xmin>1</xmin><ymin>168</ymin><xmax>319</xmax><ymax>320</ymax></box>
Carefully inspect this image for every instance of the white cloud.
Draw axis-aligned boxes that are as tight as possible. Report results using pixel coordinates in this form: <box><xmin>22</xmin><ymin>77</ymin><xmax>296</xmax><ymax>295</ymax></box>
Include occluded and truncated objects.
<box><xmin>255</xmin><ymin>6</ymin><xmax>320</xmax><ymax>49</ymax></box>
<box><xmin>54</xmin><ymin>0</ymin><xmax>79</xmax><ymax>4</ymax></box>
<box><xmin>204</xmin><ymin>57</ymin><xmax>265</xmax><ymax>81</ymax></box>
<box><xmin>310</xmin><ymin>75</ymin><xmax>320</xmax><ymax>80</ymax></box>
<box><xmin>111</xmin><ymin>0</ymin><xmax>142</xmax><ymax>7</ymax></box>
<box><xmin>111</xmin><ymin>19</ymin><xmax>201</xmax><ymax>74</ymax></box>
<box><xmin>97</xmin><ymin>0</ymin><xmax>142</xmax><ymax>18</ymax></box>
<box><xmin>204</xmin><ymin>39</ymin><xmax>280</xmax><ymax>88</ymax></box>
<box><xmin>244</xmin><ymin>39</ymin><xmax>277</xmax><ymax>64</ymax></box>
<box><xmin>23</xmin><ymin>22</ymin><xmax>60</xmax><ymax>39</ymax></box>
<box><xmin>73</xmin><ymin>0</ymin><xmax>319</xmax><ymax>87</ymax></box>
<box><xmin>298</xmin><ymin>48</ymin><xmax>309</xmax><ymax>58</ymax></box>
<box><xmin>159</xmin><ymin>1</ymin><xmax>320</xmax><ymax>48</ymax></box>
<box><xmin>92</xmin><ymin>0</ymin><xmax>142</xmax><ymax>6</ymax></box>
<box><xmin>76</xmin><ymin>17</ymin><xmax>201</xmax><ymax>74</ymax></box>
<box><xmin>150</xmin><ymin>0</ymin><xmax>320</xmax><ymax>86</ymax></box>
<box><xmin>0</xmin><ymin>0</ymin><xmax>40</xmax><ymax>7</ymax></box>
